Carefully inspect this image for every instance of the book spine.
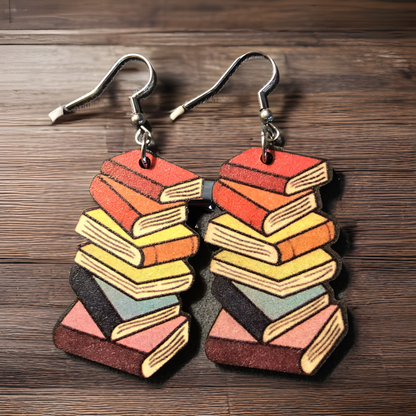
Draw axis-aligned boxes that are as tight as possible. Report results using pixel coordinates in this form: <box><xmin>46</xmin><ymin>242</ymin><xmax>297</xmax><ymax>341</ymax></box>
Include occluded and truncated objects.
<box><xmin>212</xmin><ymin>276</ymin><xmax>269</xmax><ymax>341</ymax></box>
<box><xmin>278</xmin><ymin>221</ymin><xmax>336</xmax><ymax>263</ymax></box>
<box><xmin>76</xmin><ymin>215</ymin><xmax>141</xmax><ymax>266</ymax></box>
<box><xmin>205</xmin><ymin>336</ymin><xmax>303</xmax><ymax>374</ymax></box>
<box><xmin>141</xmin><ymin>235</ymin><xmax>199</xmax><ymax>267</ymax></box>
<box><xmin>213</xmin><ymin>181</ymin><xmax>267</xmax><ymax>232</ymax></box>
<box><xmin>53</xmin><ymin>325</ymin><xmax>146</xmax><ymax>377</ymax></box>
<box><xmin>220</xmin><ymin>164</ymin><xmax>288</xmax><ymax>195</ymax></box>
<box><xmin>69</xmin><ymin>264</ymin><xmax>122</xmax><ymax>338</ymax></box>
<box><xmin>90</xmin><ymin>175</ymin><xmax>138</xmax><ymax>233</ymax></box>
<box><xmin>101</xmin><ymin>160</ymin><xmax>163</xmax><ymax>201</ymax></box>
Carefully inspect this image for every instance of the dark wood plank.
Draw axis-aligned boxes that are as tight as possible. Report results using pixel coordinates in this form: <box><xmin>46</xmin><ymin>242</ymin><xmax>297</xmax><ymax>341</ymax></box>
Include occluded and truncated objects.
<box><xmin>1</xmin><ymin>0</ymin><xmax>416</xmax><ymax>31</ymax></box>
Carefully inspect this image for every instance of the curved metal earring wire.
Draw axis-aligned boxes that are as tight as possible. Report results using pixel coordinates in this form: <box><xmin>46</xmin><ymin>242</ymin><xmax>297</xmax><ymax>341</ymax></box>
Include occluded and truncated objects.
<box><xmin>48</xmin><ymin>53</ymin><xmax>158</xmax><ymax>168</ymax></box>
<box><xmin>48</xmin><ymin>53</ymin><xmax>157</xmax><ymax>124</ymax></box>
<box><xmin>170</xmin><ymin>51</ymin><xmax>278</xmax><ymax>120</ymax></box>
<box><xmin>170</xmin><ymin>51</ymin><xmax>281</xmax><ymax>163</ymax></box>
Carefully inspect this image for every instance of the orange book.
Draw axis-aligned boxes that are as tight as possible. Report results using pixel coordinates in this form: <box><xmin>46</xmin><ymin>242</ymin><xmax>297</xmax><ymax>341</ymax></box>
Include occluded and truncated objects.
<box><xmin>90</xmin><ymin>175</ymin><xmax>187</xmax><ymax>237</ymax></box>
<box><xmin>205</xmin><ymin>212</ymin><xmax>336</xmax><ymax>264</ymax></box>
<box><xmin>213</xmin><ymin>179</ymin><xmax>318</xmax><ymax>234</ymax></box>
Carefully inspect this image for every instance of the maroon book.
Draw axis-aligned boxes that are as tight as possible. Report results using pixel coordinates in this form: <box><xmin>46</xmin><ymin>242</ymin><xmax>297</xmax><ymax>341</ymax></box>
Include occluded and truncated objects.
<box><xmin>54</xmin><ymin>301</ymin><xmax>190</xmax><ymax>378</ymax></box>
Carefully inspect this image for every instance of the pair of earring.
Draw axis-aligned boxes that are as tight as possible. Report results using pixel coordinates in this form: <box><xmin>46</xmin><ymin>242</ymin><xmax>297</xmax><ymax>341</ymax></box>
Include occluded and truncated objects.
<box><xmin>51</xmin><ymin>52</ymin><xmax>347</xmax><ymax>378</ymax></box>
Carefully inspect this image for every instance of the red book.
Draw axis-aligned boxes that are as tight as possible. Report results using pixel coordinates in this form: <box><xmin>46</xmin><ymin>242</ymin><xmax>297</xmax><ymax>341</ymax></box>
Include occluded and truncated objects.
<box><xmin>53</xmin><ymin>301</ymin><xmax>190</xmax><ymax>378</ymax></box>
<box><xmin>220</xmin><ymin>147</ymin><xmax>331</xmax><ymax>195</ymax></box>
<box><xmin>205</xmin><ymin>306</ymin><xmax>346</xmax><ymax>375</ymax></box>
<box><xmin>212</xmin><ymin>179</ymin><xmax>318</xmax><ymax>234</ymax></box>
<box><xmin>90</xmin><ymin>174</ymin><xmax>187</xmax><ymax>237</ymax></box>
<box><xmin>101</xmin><ymin>150</ymin><xmax>203</xmax><ymax>202</ymax></box>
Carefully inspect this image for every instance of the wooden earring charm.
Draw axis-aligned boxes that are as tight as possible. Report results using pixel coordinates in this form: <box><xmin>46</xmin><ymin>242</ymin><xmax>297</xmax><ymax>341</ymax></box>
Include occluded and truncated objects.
<box><xmin>50</xmin><ymin>54</ymin><xmax>203</xmax><ymax>378</ymax></box>
<box><xmin>172</xmin><ymin>52</ymin><xmax>348</xmax><ymax>376</ymax></box>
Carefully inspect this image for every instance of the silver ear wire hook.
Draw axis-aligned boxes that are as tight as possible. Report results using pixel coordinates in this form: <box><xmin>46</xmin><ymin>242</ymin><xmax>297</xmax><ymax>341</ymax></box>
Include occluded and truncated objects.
<box><xmin>48</xmin><ymin>54</ymin><xmax>157</xmax><ymax>124</ymax></box>
<box><xmin>48</xmin><ymin>53</ymin><xmax>157</xmax><ymax>168</ymax></box>
<box><xmin>170</xmin><ymin>51</ymin><xmax>282</xmax><ymax>163</ymax></box>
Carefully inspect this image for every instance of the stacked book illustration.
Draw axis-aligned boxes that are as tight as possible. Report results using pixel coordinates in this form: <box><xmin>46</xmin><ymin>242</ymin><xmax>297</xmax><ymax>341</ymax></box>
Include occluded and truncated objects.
<box><xmin>204</xmin><ymin>147</ymin><xmax>347</xmax><ymax>375</ymax></box>
<box><xmin>54</xmin><ymin>150</ymin><xmax>203</xmax><ymax>378</ymax></box>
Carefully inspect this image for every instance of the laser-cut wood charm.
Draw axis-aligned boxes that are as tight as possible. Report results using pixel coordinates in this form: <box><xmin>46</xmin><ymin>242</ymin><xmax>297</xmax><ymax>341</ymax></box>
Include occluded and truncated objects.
<box><xmin>167</xmin><ymin>52</ymin><xmax>348</xmax><ymax>376</ymax></box>
<box><xmin>50</xmin><ymin>55</ymin><xmax>205</xmax><ymax>378</ymax></box>
<box><xmin>54</xmin><ymin>150</ymin><xmax>203</xmax><ymax>377</ymax></box>
<box><xmin>204</xmin><ymin>147</ymin><xmax>348</xmax><ymax>375</ymax></box>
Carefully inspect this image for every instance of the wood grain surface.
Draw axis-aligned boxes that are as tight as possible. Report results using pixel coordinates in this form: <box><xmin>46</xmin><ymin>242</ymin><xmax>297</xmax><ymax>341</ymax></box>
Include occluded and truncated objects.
<box><xmin>1</xmin><ymin>1</ymin><xmax>415</xmax><ymax>415</ymax></box>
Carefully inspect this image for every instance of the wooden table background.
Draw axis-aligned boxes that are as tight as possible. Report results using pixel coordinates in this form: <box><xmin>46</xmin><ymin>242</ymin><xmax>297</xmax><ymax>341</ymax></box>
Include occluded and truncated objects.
<box><xmin>1</xmin><ymin>1</ymin><xmax>415</xmax><ymax>415</ymax></box>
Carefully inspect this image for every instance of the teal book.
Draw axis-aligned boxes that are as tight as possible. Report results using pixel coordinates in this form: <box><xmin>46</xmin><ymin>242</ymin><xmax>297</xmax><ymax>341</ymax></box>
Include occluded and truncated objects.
<box><xmin>212</xmin><ymin>276</ymin><xmax>331</xmax><ymax>342</ymax></box>
<box><xmin>70</xmin><ymin>264</ymin><xmax>181</xmax><ymax>341</ymax></box>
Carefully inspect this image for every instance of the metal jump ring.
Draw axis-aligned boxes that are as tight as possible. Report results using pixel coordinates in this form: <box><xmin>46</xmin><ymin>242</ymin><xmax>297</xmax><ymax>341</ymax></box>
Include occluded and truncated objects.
<box><xmin>135</xmin><ymin>126</ymin><xmax>152</xmax><ymax>168</ymax></box>
<box><xmin>261</xmin><ymin>122</ymin><xmax>281</xmax><ymax>164</ymax></box>
<box><xmin>261</xmin><ymin>133</ymin><xmax>269</xmax><ymax>163</ymax></box>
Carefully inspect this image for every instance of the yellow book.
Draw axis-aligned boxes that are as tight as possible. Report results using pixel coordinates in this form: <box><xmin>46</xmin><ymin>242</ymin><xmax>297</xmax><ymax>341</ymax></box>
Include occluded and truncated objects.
<box><xmin>75</xmin><ymin>243</ymin><xmax>193</xmax><ymax>300</ymax></box>
<box><xmin>211</xmin><ymin>249</ymin><xmax>338</xmax><ymax>298</ymax></box>
<box><xmin>205</xmin><ymin>212</ymin><xmax>336</xmax><ymax>264</ymax></box>
<box><xmin>76</xmin><ymin>208</ymin><xmax>199</xmax><ymax>267</ymax></box>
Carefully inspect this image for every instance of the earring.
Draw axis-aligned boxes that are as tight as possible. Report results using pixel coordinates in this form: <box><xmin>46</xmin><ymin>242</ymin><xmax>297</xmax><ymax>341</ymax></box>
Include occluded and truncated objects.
<box><xmin>172</xmin><ymin>52</ymin><xmax>348</xmax><ymax>376</ymax></box>
<box><xmin>50</xmin><ymin>54</ymin><xmax>203</xmax><ymax>378</ymax></box>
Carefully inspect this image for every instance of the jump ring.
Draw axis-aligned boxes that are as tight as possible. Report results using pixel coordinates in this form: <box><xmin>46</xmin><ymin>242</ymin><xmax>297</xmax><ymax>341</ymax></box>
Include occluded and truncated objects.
<box><xmin>135</xmin><ymin>126</ymin><xmax>152</xmax><ymax>169</ymax></box>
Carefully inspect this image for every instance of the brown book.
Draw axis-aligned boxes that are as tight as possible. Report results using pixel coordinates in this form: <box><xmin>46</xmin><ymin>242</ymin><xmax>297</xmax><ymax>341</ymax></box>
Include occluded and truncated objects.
<box><xmin>76</xmin><ymin>208</ymin><xmax>199</xmax><ymax>267</ymax></box>
<box><xmin>213</xmin><ymin>179</ymin><xmax>317</xmax><ymax>234</ymax></box>
<box><xmin>205</xmin><ymin>306</ymin><xmax>346</xmax><ymax>375</ymax></box>
<box><xmin>54</xmin><ymin>301</ymin><xmax>190</xmax><ymax>378</ymax></box>
<box><xmin>90</xmin><ymin>174</ymin><xmax>187</xmax><ymax>237</ymax></box>
<box><xmin>205</xmin><ymin>212</ymin><xmax>336</xmax><ymax>264</ymax></box>
<box><xmin>101</xmin><ymin>150</ymin><xmax>203</xmax><ymax>202</ymax></box>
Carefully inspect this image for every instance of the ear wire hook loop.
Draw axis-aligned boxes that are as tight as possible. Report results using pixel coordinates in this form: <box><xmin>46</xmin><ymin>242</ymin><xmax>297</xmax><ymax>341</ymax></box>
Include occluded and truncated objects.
<box><xmin>170</xmin><ymin>51</ymin><xmax>279</xmax><ymax>121</ymax></box>
<box><xmin>170</xmin><ymin>51</ymin><xmax>281</xmax><ymax>164</ymax></box>
<box><xmin>48</xmin><ymin>54</ymin><xmax>157</xmax><ymax>123</ymax></box>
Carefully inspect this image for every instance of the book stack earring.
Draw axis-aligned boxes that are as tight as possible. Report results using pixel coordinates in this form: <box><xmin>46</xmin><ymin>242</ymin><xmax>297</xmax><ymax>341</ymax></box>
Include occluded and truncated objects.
<box><xmin>53</xmin><ymin>150</ymin><xmax>203</xmax><ymax>378</ymax></box>
<box><xmin>204</xmin><ymin>147</ymin><xmax>347</xmax><ymax>375</ymax></box>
